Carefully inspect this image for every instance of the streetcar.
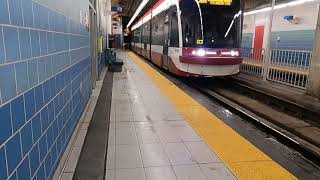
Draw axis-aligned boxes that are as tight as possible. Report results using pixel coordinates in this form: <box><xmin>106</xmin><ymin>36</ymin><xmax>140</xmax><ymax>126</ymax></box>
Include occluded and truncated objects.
<box><xmin>131</xmin><ymin>0</ymin><xmax>243</xmax><ymax>77</ymax></box>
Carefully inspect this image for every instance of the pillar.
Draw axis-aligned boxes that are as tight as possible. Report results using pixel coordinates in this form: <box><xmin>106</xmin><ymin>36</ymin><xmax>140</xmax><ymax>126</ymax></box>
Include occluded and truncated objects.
<box><xmin>307</xmin><ymin>4</ymin><xmax>320</xmax><ymax>98</ymax></box>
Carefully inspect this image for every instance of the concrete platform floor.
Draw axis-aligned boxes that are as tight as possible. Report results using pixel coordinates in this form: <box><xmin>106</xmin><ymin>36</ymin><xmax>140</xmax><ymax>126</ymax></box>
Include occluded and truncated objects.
<box><xmin>105</xmin><ymin>52</ymin><xmax>236</xmax><ymax>180</ymax></box>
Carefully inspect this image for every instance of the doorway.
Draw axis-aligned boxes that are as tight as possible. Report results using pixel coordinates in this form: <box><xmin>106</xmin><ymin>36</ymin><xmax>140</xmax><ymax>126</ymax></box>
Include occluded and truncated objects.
<box><xmin>253</xmin><ymin>25</ymin><xmax>265</xmax><ymax>59</ymax></box>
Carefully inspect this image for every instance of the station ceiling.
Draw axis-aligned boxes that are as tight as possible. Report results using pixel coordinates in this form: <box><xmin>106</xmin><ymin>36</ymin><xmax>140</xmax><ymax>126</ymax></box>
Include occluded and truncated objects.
<box><xmin>111</xmin><ymin>0</ymin><xmax>290</xmax><ymax>26</ymax></box>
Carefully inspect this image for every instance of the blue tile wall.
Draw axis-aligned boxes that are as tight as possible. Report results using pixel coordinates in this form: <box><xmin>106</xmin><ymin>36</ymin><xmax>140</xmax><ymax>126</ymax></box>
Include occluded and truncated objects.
<box><xmin>242</xmin><ymin>33</ymin><xmax>253</xmax><ymax>48</ymax></box>
<box><xmin>20</xmin><ymin>121</ymin><xmax>33</xmax><ymax>156</ymax></box>
<box><xmin>36</xmin><ymin>163</ymin><xmax>45</xmax><ymax>180</ymax></box>
<box><xmin>24</xmin><ymin>89</ymin><xmax>36</xmax><ymax>120</ymax></box>
<box><xmin>3</xmin><ymin>27</ymin><xmax>20</xmax><ymax>62</ymax></box>
<box><xmin>28</xmin><ymin>58</ymin><xmax>39</xmax><ymax>87</ymax></box>
<box><xmin>0</xmin><ymin>1</ymin><xmax>91</xmax><ymax>180</ymax></box>
<box><xmin>30</xmin><ymin>30</ymin><xmax>41</xmax><ymax>57</ymax></box>
<box><xmin>38</xmin><ymin>58</ymin><xmax>47</xmax><ymax>83</ymax></box>
<box><xmin>22</xmin><ymin>0</ymin><xmax>34</xmax><ymax>28</ymax></box>
<box><xmin>47</xmin><ymin>32</ymin><xmax>55</xmax><ymax>54</ymax></box>
<box><xmin>15</xmin><ymin>61</ymin><xmax>29</xmax><ymax>94</ymax></box>
<box><xmin>7</xmin><ymin>172</ymin><xmax>17</xmax><ymax>180</ymax></box>
<box><xmin>0</xmin><ymin>0</ymin><xmax>10</xmax><ymax>24</ymax></box>
<box><xmin>0</xmin><ymin>147</ymin><xmax>7</xmax><ymax>179</ymax></box>
<box><xmin>271</xmin><ymin>30</ymin><xmax>315</xmax><ymax>50</ymax></box>
<box><xmin>31</xmin><ymin>113</ymin><xmax>41</xmax><ymax>143</ymax></box>
<box><xmin>6</xmin><ymin>133</ymin><xmax>22</xmax><ymax>175</ymax></box>
<box><xmin>17</xmin><ymin>156</ymin><xmax>31</xmax><ymax>179</ymax></box>
<box><xmin>19</xmin><ymin>28</ymin><xmax>32</xmax><ymax>60</ymax></box>
<box><xmin>39</xmin><ymin>32</ymin><xmax>48</xmax><ymax>56</ymax></box>
<box><xmin>0</xmin><ymin>103</ymin><xmax>12</xmax><ymax>145</ymax></box>
<box><xmin>29</xmin><ymin>144</ymin><xmax>40</xmax><ymax>177</ymax></box>
<box><xmin>0</xmin><ymin>64</ymin><xmax>17</xmax><ymax>102</ymax></box>
<box><xmin>0</xmin><ymin>26</ymin><xmax>5</xmax><ymax>64</ymax></box>
<box><xmin>11</xmin><ymin>95</ymin><xmax>26</xmax><ymax>132</ymax></box>
<box><xmin>8</xmin><ymin>0</ymin><xmax>23</xmax><ymax>26</ymax></box>
<box><xmin>241</xmin><ymin>30</ymin><xmax>315</xmax><ymax>50</ymax></box>
<box><xmin>35</xmin><ymin>84</ymin><xmax>44</xmax><ymax>112</ymax></box>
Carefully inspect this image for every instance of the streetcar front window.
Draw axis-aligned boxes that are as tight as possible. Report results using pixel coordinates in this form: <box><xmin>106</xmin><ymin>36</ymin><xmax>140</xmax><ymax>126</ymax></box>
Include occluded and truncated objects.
<box><xmin>180</xmin><ymin>0</ymin><xmax>242</xmax><ymax>48</ymax></box>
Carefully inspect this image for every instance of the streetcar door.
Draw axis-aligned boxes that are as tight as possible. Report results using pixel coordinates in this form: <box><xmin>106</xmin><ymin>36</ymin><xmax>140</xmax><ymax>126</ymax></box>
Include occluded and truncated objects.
<box><xmin>163</xmin><ymin>11</ymin><xmax>170</xmax><ymax>68</ymax></box>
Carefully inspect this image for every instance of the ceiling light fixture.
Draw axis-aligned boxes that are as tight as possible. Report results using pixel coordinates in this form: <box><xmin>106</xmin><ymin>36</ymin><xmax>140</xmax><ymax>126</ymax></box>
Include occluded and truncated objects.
<box><xmin>244</xmin><ymin>0</ymin><xmax>316</xmax><ymax>16</ymax></box>
<box><xmin>126</xmin><ymin>0</ymin><xmax>150</xmax><ymax>28</ymax></box>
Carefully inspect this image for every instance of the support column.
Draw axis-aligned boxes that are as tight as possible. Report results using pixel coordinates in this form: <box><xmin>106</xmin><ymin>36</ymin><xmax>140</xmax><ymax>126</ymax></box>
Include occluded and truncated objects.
<box><xmin>90</xmin><ymin>1</ymin><xmax>98</xmax><ymax>89</ymax></box>
<box><xmin>262</xmin><ymin>0</ymin><xmax>275</xmax><ymax>81</ymax></box>
<box><xmin>106</xmin><ymin>0</ymin><xmax>112</xmax><ymax>48</ymax></box>
<box><xmin>307</xmin><ymin>4</ymin><xmax>320</xmax><ymax>98</ymax></box>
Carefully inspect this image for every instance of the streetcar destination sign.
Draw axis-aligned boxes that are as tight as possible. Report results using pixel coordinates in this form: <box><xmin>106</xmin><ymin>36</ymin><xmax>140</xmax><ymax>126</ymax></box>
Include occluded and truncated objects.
<box><xmin>199</xmin><ymin>0</ymin><xmax>232</xmax><ymax>6</ymax></box>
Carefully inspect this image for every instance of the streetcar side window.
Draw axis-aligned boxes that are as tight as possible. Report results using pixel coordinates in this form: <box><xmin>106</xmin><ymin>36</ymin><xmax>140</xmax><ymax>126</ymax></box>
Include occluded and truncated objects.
<box><xmin>134</xmin><ymin>29</ymin><xmax>139</xmax><ymax>43</ymax></box>
<box><xmin>136</xmin><ymin>30</ymin><xmax>138</xmax><ymax>43</ymax></box>
<box><xmin>139</xmin><ymin>26</ymin><xmax>143</xmax><ymax>44</ymax></box>
<box><xmin>170</xmin><ymin>6</ymin><xmax>179</xmax><ymax>47</ymax></box>
<box><xmin>138</xmin><ymin>28</ymin><xmax>142</xmax><ymax>43</ymax></box>
<box><xmin>158</xmin><ymin>13</ymin><xmax>165</xmax><ymax>46</ymax></box>
<box><xmin>136</xmin><ymin>28</ymin><xmax>141</xmax><ymax>43</ymax></box>
<box><xmin>152</xmin><ymin>14</ymin><xmax>165</xmax><ymax>46</ymax></box>
<box><xmin>152</xmin><ymin>17</ymin><xmax>159</xmax><ymax>45</ymax></box>
<box><xmin>143</xmin><ymin>23</ymin><xmax>149</xmax><ymax>45</ymax></box>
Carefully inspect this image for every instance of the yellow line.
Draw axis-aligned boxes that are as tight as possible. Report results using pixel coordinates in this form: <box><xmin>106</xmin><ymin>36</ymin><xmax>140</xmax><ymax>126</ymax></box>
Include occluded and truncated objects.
<box><xmin>128</xmin><ymin>52</ymin><xmax>297</xmax><ymax>180</ymax></box>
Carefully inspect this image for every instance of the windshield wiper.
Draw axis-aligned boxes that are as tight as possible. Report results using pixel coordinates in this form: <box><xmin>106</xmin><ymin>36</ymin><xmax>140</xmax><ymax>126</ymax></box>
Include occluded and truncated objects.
<box><xmin>224</xmin><ymin>10</ymin><xmax>242</xmax><ymax>38</ymax></box>
<box><xmin>194</xmin><ymin>0</ymin><xmax>204</xmax><ymax>40</ymax></box>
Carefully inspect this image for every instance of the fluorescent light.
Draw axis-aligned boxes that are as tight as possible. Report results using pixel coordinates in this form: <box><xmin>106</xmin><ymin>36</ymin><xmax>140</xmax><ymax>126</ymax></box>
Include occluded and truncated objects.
<box><xmin>244</xmin><ymin>7</ymin><xmax>271</xmax><ymax>16</ymax></box>
<box><xmin>244</xmin><ymin>0</ymin><xmax>316</xmax><ymax>16</ymax></box>
<box><xmin>127</xmin><ymin>0</ymin><xmax>150</xmax><ymax>28</ymax></box>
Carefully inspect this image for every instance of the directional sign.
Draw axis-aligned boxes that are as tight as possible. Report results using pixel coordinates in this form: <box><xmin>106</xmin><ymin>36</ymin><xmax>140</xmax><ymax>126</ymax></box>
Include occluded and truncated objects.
<box><xmin>198</xmin><ymin>0</ymin><xmax>233</xmax><ymax>6</ymax></box>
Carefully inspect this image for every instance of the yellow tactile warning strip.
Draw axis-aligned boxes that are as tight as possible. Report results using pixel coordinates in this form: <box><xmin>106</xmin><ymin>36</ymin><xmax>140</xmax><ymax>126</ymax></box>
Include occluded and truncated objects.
<box><xmin>128</xmin><ymin>52</ymin><xmax>297</xmax><ymax>180</ymax></box>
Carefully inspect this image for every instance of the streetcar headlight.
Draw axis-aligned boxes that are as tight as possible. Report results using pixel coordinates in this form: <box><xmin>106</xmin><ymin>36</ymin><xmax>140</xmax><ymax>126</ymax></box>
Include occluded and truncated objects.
<box><xmin>192</xmin><ymin>49</ymin><xmax>206</xmax><ymax>56</ymax></box>
<box><xmin>206</xmin><ymin>51</ymin><xmax>217</xmax><ymax>55</ymax></box>
<box><xmin>230</xmin><ymin>50</ymin><xmax>239</xmax><ymax>56</ymax></box>
<box><xmin>197</xmin><ymin>49</ymin><xmax>206</xmax><ymax>56</ymax></box>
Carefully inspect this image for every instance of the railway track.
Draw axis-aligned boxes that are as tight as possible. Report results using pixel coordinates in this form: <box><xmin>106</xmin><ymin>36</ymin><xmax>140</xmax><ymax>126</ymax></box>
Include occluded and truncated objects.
<box><xmin>185</xmin><ymin>78</ymin><xmax>320</xmax><ymax>166</ymax></box>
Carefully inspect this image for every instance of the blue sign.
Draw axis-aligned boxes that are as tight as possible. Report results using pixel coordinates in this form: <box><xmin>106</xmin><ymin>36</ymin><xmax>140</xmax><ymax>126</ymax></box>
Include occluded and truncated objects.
<box><xmin>112</xmin><ymin>6</ymin><xmax>123</xmax><ymax>13</ymax></box>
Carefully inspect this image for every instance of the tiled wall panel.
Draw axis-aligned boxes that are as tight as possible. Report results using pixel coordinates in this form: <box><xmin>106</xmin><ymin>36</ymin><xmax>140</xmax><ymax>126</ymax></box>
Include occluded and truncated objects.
<box><xmin>0</xmin><ymin>0</ymin><xmax>91</xmax><ymax>179</ymax></box>
<box><xmin>242</xmin><ymin>33</ymin><xmax>254</xmax><ymax>49</ymax></box>
<box><xmin>242</xmin><ymin>30</ymin><xmax>315</xmax><ymax>50</ymax></box>
<box><xmin>271</xmin><ymin>30</ymin><xmax>315</xmax><ymax>50</ymax></box>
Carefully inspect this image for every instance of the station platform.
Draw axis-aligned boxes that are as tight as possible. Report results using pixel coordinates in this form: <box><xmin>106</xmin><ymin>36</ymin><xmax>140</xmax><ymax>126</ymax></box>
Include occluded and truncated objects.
<box><xmin>58</xmin><ymin>51</ymin><xmax>299</xmax><ymax>180</ymax></box>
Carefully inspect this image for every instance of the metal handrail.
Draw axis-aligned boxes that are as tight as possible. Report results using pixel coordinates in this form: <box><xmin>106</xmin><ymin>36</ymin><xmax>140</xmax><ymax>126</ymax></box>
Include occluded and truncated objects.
<box><xmin>240</xmin><ymin>48</ymin><xmax>313</xmax><ymax>89</ymax></box>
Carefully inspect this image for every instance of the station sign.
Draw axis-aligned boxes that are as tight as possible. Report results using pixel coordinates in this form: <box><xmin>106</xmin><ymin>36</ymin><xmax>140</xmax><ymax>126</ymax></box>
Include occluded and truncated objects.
<box><xmin>199</xmin><ymin>0</ymin><xmax>232</xmax><ymax>6</ymax></box>
<box><xmin>111</xmin><ymin>6</ymin><xmax>123</xmax><ymax>13</ymax></box>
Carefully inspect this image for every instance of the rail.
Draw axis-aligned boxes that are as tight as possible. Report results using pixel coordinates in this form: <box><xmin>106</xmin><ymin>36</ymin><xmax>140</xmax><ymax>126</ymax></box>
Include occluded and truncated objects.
<box><xmin>240</xmin><ymin>48</ymin><xmax>312</xmax><ymax>89</ymax></box>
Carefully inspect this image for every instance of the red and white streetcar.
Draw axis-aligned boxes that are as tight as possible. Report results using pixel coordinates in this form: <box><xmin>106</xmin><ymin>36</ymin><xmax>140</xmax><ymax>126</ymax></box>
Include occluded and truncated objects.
<box><xmin>131</xmin><ymin>0</ymin><xmax>243</xmax><ymax>77</ymax></box>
